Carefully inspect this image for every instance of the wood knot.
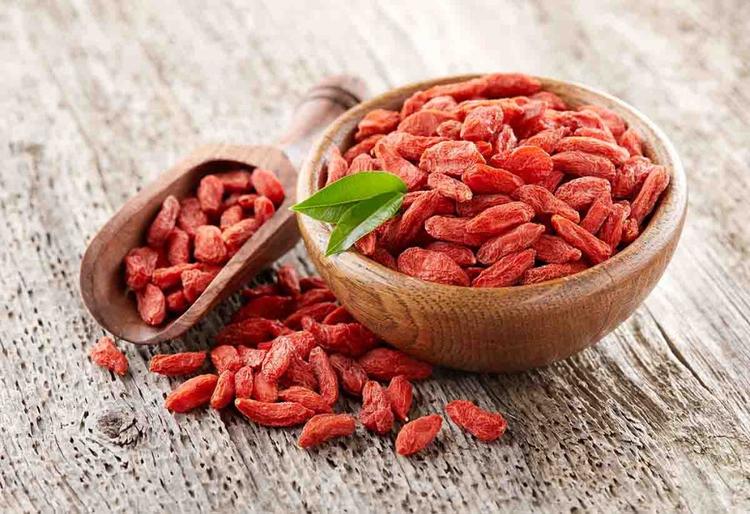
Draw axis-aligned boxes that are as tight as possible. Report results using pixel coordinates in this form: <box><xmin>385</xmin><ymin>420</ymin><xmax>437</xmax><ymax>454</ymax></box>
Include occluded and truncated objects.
<box><xmin>96</xmin><ymin>407</ymin><xmax>142</xmax><ymax>447</ymax></box>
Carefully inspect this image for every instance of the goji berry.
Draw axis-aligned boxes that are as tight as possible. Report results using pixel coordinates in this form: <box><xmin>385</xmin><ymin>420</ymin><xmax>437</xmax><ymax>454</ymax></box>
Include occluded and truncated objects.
<box><xmin>550</xmin><ymin>215</ymin><xmax>612</xmax><ymax>264</ymax></box>
<box><xmin>124</xmin><ymin>246</ymin><xmax>158</xmax><ymax>291</ymax></box>
<box><xmin>343</xmin><ymin>134</ymin><xmax>384</xmax><ymax>163</ymax></box>
<box><xmin>386</xmin><ymin>375</ymin><xmax>413</xmax><ymax>421</ymax></box>
<box><xmin>398</xmin><ymin>109</ymin><xmax>457</xmax><ymax>137</ymax></box>
<box><xmin>232</xmin><ymin>295</ymin><xmax>294</xmax><ymax>322</ymax></box>
<box><xmin>456</xmin><ymin>193</ymin><xmax>512</xmax><ymax>218</ymax></box>
<box><xmin>419</xmin><ymin>141</ymin><xmax>486</xmax><ymax>177</ymax></box>
<box><xmin>495</xmin><ymin>145</ymin><xmax>553</xmax><ymax>183</ymax></box>
<box><xmin>177</xmin><ymin>197</ymin><xmax>209</xmax><ymax>237</ymax></box>
<box><xmin>216</xmin><ymin>170</ymin><xmax>252</xmax><ymax>192</ymax></box>
<box><xmin>237</xmin><ymin>194</ymin><xmax>259</xmax><ymax>209</ymax></box>
<box><xmin>483</xmin><ymin>72</ymin><xmax>541</xmax><ymax>97</ymax></box>
<box><xmin>472</xmin><ymin>249</ymin><xmax>536</xmax><ymax>287</ymax></box>
<box><xmin>445</xmin><ymin>400</ymin><xmax>507</xmax><ymax>442</ymax></box>
<box><xmin>299</xmin><ymin>276</ymin><xmax>327</xmax><ymax>291</ymax></box>
<box><xmin>298</xmin><ymin>414</ymin><xmax>357</xmax><ymax>448</ymax></box>
<box><xmin>254</xmin><ymin>196</ymin><xmax>276</xmax><ymax>225</ymax></box>
<box><xmin>149</xmin><ymin>351</ymin><xmax>206</xmax><ymax>376</ymax></box>
<box><xmin>355</xmin><ymin>231</ymin><xmax>377</xmax><ymax>255</ymax></box>
<box><xmin>166</xmin><ymin>228</ymin><xmax>191</xmax><ymax>265</ymax></box>
<box><xmin>322</xmin><ymin>306</ymin><xmax>354</xmax><ymax>325</ymax></box>
<box><xmin>215</xmin><ymin>318</ymin><xmax>285</xmax><ymax>346</ymax></box>
<box><xmin>355</xmin><ymin>109</ymin><xmax>400</xmax><ymax>141</ymax></box>
<box><xmin>423</xmin><ymin>95</ymin><xmax>458</xmax><ymax>111</ymax></box>
<box><xmin>235</xmin><ymin>398</ymin><xmax>314</xmax><ymax>427</ymax></box>
<box><xmin>358</xmin><ymin>348</ymin><xmax>432</xmax><ymax>381</ymax></box>
<box><xmin>284</xmin><ymin>302</ymin><xmax>338</xmax><ymax>329</ymax></box>
<box><xmin>530</xmin><ymin>91</ymin><xmax>567</xmax><ymax>110</ymax></box>
<box><xmin>555</xmin><ymin>177</ymin><xmax>612</xmax><ymax>211</ymax></box>
<box><xmin>260</xmin><ymin>338</ymin><xmax>294</xmax><ymax>382</ymax></box>
<box><xmin>424</xmin><ymin>216</ymin><xmax>486</xmax><ymax>247</ymax></box>
<box><xmin>328</xmin><ymin>354</ymin><xmax>368</xmax><ymax>396</ymax></box>
<box><xmin>424</xmin><ymin>241</ymin><xmax>476</xmax><ymax>266</ymax></box>
<box><xmin>325</xmin><ymin>146</ymin><xmax>349</xmax><ymax>186</ymax></box>
<box><xmin>476</xmin><ymin>223</ymin><xmax>545</xmax><ymax>265</ymax></box>
<box><xmin>136</xmin><ymin>283</ymin><xmax>166</xmax><ymax>326</ymax></box>
<box><xmin>146</xmin><ymin>195</ymin><xmax>180</xmax><ymax>248</ymax></box>
<box><xmin>466</xmin><ymin>201</ymin><xmax>535</xmax><ymax>236</ymax></box>
<box><xmin>599</xmin><ymin>202</ymin><xmax>630</xmax><ymax>250</ymax></box>
<box><xmin>197</xmin><ymin>175</ymin><xmax>224</xmax><ymax>216</ymax></box>
<box><xmin>462</xmin><ymin>163</ymin><xmax>524</xmax><ymax>194</ymax></box>
<box><xmin>397</xmin><ymin>247</ymin><xmax>471</xmax><ymax>287</ymax></box>
<box><xmin>532</xmin><ymin>234</ymin><xmax>582</xmax><ymax>264</ymax></box>
<box><xmin>436</xmin><ymin>119</ymin><xmax>462</xmax><ymax>139</ymax></box>
<box><xmin>491</xmin><ymin>125</ymin><xmax>518</xmax><ymax>161</ymax></box>
<box><xmin>151</xmin><ymin>263</ymin><xmax>197</xmax><ymax>290</ymax></box>
<box><xmin>303</xmin><ymin>317</ymin><xmax>378</xmax><ymax>357</ymax></box>
<box><xmin>629</xmin><ymin>165</ymin><xmax>669</xmax><ymax>224</ymax></box>
<box><xmin>253</xmin><ymin>372</ymin><xmax>279</xmax><ymax>402</ymax></box>
<box><xmin>251</xmin><ymin>168</ymin><xmax>285</xmax><ymax>206</ymax></box>
<box><xmin>577</xmin><ymin>104</ymin><xmax>626</xmax><ymax>137</ymax></box>
<box><xmin>165</xmin><ymin>289</ymin><xmax>189</xmax><ymax>313</ymax></box>
<box><xmin>193</xmin><ymin>225</ymin><xmax>227</xmax><ymax>264</ymax></box>
<box><xmin>460</xmin><ymin>105</ymin><xmax>504</xmax><ymax>142</ymax></box>
<box><xmin>379</xmin><ymin>132</ymin><xmax>448</xmax><ymax>161</ymax></box>
<box><xmin>279</xmin><ymin>386</ymin><xmax>333</xmax><ymax>414</ymax></box>
<box><xmin>618</xmin><ymin>128</ymin><xmax>643</xmax><ymax>157</ymax></box>
<box><xmin>374</xmin><ymin>140</ymin><xmax>427</xmax><ymax>191</ymax></box>
<box><xmin>210</xmin><ymin>370</ymin><xmax>235</xmax><ymax>409</ymax></box>
<box><xmin>359</xmin><ymin>380</ymin><xmax>394</xmax><ymax>434</ymax></box>
<box><xmin>281</xmin><ymin>354</ymin><xmax>318</xmax><ymax>390</ymax></box>
<box><xmin>234</xmin><ymin>366</ymin><xmax>254</xmax><ymax>399</ymax></box>
<box><xmin>428</xmin><ymin>172</ymin><xmax>473</xmax><ymax>202</ymax></box>
<box><xmin>219</xmin><ymin>204</ymin><xmax>244</xmax><ymax>230</ymax></box>
<box><xmin>237</xmin><ymin>346</ymin><xmax>267</xmax><ymax>369</ymax></box>
<box><xmin>552</xmin><ymin>151</ymin><xmax>616</xmax><ymax>182</ymax></box>
<box><xmin>89</xmin><ymin>336</ymin><xmax>128</xmax><ymax>375</ymax></box>
<box><xmin>211</xmin><ymin>345</ymin><xmax>242</xmax><ymax>373</ymax></box>
<box><xmin>580</xmin><ymin>193</ymin><xmax>613</xmax><ymax>234</ymax></box>
<box><xmin>309</xmin><ymin>347</ymin><xmax>339</xmax><ymax>406</ymax></box>
<box><xmin>165</xmin><ymin>374</ymin><xmax>218</xmax><ymax>413</ymax></box>
<box><xmin>181</xmin><ymin>268</ymin><xmax>216</xmax><ymax>303</ymax></box>
<box><xmin>349</xmin><ymin>154</ymin><xmax>378</xmax><ymax>174</ymax></box>
<box><xmin>395</xmin><ymin>414</ymin><xmax>442</xmax><ymax>456</ymax></box>
<box><xmin>521</xmin><ymin>261</ymin><xmax>589</xmax><ymax>285</ymax></box>
<box><xmin>512</xmin><ymin>184</ymin><xmax>580</xmax><ymax>223</ymax></box>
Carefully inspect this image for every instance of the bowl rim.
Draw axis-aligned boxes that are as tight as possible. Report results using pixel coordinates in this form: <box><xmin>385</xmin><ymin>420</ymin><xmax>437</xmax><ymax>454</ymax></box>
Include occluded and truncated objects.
<box><xmin>297</xmin><ymin>73</ymin><xmax>688</xmax><ymax>297</ymax></box>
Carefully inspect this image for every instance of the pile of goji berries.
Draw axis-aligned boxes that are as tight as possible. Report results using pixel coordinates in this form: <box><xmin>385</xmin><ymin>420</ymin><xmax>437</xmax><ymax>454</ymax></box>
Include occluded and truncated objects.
<box><xmin>90</xmin><ymin>266</ymin><xmax>508</xmax><ymax>455</ymax></box>
<box><xmin>330</xmin><ymin>72</ymin><xmax>671</xmax><ymax>287</ymax></box>
<box><xmin>123</xmin><ymin>167</ymin><xmax>285</xmax><ymax>325</ymax></box>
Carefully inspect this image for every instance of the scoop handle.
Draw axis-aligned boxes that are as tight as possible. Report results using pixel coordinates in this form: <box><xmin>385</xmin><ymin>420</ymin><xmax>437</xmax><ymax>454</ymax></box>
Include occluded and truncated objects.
<box><xmin>276</xmin><ymin>75</ymin><xmax>368</xmax><ymax>168</ymax></box>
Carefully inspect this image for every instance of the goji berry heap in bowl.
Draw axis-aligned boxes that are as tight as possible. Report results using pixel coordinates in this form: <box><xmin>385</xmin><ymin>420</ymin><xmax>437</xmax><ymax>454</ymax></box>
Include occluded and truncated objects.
<box><xmin>297</xmin><ymin>73</ymin><xmax>687</xmax><ymax>373</ymax></box>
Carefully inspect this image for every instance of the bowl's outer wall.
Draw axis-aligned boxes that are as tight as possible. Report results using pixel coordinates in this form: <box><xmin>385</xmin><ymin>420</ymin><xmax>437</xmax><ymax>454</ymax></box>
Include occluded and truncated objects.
<box><xmin>297</xmin><ymin>75</ymin><xmax>688</xmax><ymax>372</ymax></box>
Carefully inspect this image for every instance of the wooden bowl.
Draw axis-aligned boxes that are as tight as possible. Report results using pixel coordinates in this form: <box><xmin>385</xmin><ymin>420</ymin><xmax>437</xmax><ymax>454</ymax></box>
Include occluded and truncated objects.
<box><xmin>297</xmin><ymin>74</ymin><xmax>688</xmax><ymax>373</ymax></box>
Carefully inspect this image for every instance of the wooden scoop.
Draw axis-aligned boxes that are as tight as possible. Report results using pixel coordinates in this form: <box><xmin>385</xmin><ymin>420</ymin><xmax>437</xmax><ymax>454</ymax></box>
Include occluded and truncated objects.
<box><xmin>80</xmin><ymin>75</ymin><xmax>366</xmax><ymax>345</ymax></box>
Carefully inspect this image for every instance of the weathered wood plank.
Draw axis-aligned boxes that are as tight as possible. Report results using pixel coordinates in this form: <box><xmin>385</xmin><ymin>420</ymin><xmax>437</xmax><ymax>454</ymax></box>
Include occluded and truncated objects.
<box><xmin>1</xmin><ymin>0</ymin><xmax>749</xmax><ymax>512</ymax></box>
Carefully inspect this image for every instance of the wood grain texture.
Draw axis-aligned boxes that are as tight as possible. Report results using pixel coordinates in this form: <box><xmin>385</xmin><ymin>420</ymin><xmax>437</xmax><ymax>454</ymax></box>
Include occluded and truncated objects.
<box><xmin>298</xmin><ymin>75</ymin><xmax>688</xmax><ymax>372</ymax></box>
<box><xmin>1</xmin><ymin>0</ymin><xmax>749</xmax><ymax>512</ymax></box>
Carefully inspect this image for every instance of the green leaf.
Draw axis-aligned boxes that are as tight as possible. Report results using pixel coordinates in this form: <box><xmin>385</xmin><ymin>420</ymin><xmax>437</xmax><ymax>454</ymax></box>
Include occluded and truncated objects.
<box><xmin>325</xmin><ymin>191</ymin><xmax>404</xmax><ymax>256</ymax></box>
<box><xmin>291</xmin><ymin>172</ymin><xmax>407</xmax><ymax>222</ymax></box>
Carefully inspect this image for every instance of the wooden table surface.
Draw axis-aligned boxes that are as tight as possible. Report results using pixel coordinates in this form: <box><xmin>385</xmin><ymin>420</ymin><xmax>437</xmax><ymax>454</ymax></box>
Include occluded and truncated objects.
<box><xmin>2</xmin><ymin>1</ymin><xmax>749</xmax><ymax>512</ymax></box>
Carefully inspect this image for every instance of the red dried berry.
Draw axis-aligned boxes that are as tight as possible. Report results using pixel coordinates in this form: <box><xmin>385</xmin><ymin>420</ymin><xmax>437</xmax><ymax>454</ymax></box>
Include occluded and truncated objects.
<box><xmin>424</xmin><ymin>216</ymin><xmax>486</xmax><ymax>247</ymax></box>
<box><xmin>580</xmin><ymin>193</ymin><xmax>613</xmax><ymax>234</ymax></box>
<box><xmin>215</xmin><ymin>318</ymin><xmax>285</xmax><ymax>346</ymax></box>
<box><xmin>251</xmin><ymin>168</ymin><xmax>285</xmax><ymax>206</ymax></box>
<box><xmin>193</xmin><ymin>225</ymin><xmax>227</xmax><ymax>264</ymax></box>
<box><xmin>124</xmin><ymin>246</ymin><xmax>159</xmax><ymax>291</ymax></box>
<box><xmin>329</xmin><ymin>353</ymin><xmax>368</xmax><ymax>396</ymax></box>
<box><xmin>519</xmin><ymin>127</ymin><xmax>567</xmax><ymax>153</ymax></box>
<box><xmin>552</xmin><ymin>151</ymin><xmax>616</xmax><ymax>182</ymax></box>
<box><xmin>136</xmin><ymin>283</ymin><xmax>166</xmax><ymax>326</ymax></box>
<box><xmin>466</xmin><ymin>201</ymin><xmax>535</xmax><ymax>236</ymax></box>
<box><xmin>322</xmin><ymin>306</ymin><xmax>354</xmax><ymax>325</ymax></box>
<box><xmin>618</xmin><ymin>128</ymin><xmax>643</xmax><ymax>157</ymax></box>
<box><xmin>630</xmin><ymin>165</ymin><xmax>669</xmax><ymax>224</ymax></box>
<box><xmin>472</xmin><ymin>249</ymin><xmax>536</xmax><ymax>287</ymax></box>
<box><xmin>355</xmin><ymin>109</ymin><xmax>400</xmax><ymax>141</ymax></box>
<box><xmin>512</xmin><ymin>184</ymin><xmax>580</xmax><ymax>223</ymax></box>
<box><xmin>462</xmin><ymin>163</ymin><xmax>524</xmax><ymax>194</ymax></box>
<box><xmin>325</xmin><ymin>146</ymin><xmax>349</xmax><ymax>186</ymax></box>
<box><xmin>555</xmin><ymin>177</ymin><xmax>612</xmax><ymax>211</ymax></box>
<box><xmin>254</xmin><ymin>196</ymin><xmax>276</xmax><ymax>225</ymax></box>
<box><xmin>428</xmin><ymin>172</ymin><xmax>473</xmax><ymax>202</ymax></box>
<box><xmin>147</xmin><ymin>195</ymin><xmax>180</xmax><ymax>247</ymax></box>
<box><xmin>303</xmin><ymin>318</ymin><xmax>378</xmax><ymax>357</ymax></box>
<box><xmin>165</xmin><ymin>290</ymin><xmax>189</xmax><ymax>313</ymax></box>
<box><xmin>309</xmin><ymin>347</ymin><xmax>339</xmax><ymax>406</ymax></box>
<box><xmin>379</xmin><ymin>132</ymin><xmax>448</xmax><ymax>161</ymax></box>
<box><xmin>210</xmin><ymin>370</ymin><xmax>236</xmax><ymax>410</ymax></box>
<box><xmin>386</xmin><ymin>375</ymin><xmax>413</xmax><ymax>421</ymax></box>
<box><xmin>235</xmin><ymin>398</ymin><xmax>314</xmax><ymax>427</ymax></box>
<box><xmin>284</xmin><ymin>302</ymin><xmax>338</xmax><ymax>330</ymax></box>
<box><xmin>296</xmin><ymin>288</ymin><xmax>337</xmax><ymax>308</ymax></box>
<box><xmin>456</xmin><ymin>193</ymin><xmax>512</xmax><ymax>218</ymax></box>
<box><xmin>151</xmin><ymin>263</ymin><xmax>197</xmax><ymax>290</ymax></box>
<box><xmin>282</xmin><ymin>354</ymin><xmax>318</xmax><ymax>390</ymax></box>
<box><xmin>397</xmin><ymin>247</ymin><xmax>471</xmax><ymax>287</ymax></box>
<box><xmin>197</xmin><ymin>175</ymin><xmax>224</xmax><ymax>216</ymax></box>
<box><xmin>424</xmin><ymin>241</ymin><xmax>476</xmax><ymax>267</ymax></box>
<box><xmin>460</xmin><ymin>105</ymin><xmax>504</xmax><ymax>142</ymax></box>
<box><xmin>211</xmin><ymin>345</ymin><xmax>242</xmax><ymax>373</ymax></box>
<box><xmin>222</xmin><ymin>219</ymin><xmax>259</xmax><ymax>255</ymax></box>
<box><xmin>219</xmin><ymin>204</ymin><xmax>244</xmax><ymax>230</ymax></box>
<box><xmin>360</xmin><ymin>380</ymin><xmax>394</xmax><ymax>434</ymax></box>
<box><xmin>532</xmin><ymin>234</ymin><xmax>583</xmax><ymax>264</ymax></box>
<box><xmin>343</xmin><ymin>134</ymin><xmax>384</xmax><ymax>163</ymax></box>
<box><xmin>234</xmin><ymin>366</ymin><xmax>255</xmax><ymax>399</ymax></box>
<box><xmin>177</xmin><ymin>197</ymin><xmax>209</xmax><ymax>237</ymax></box>
<box><xmin>496</xmin><ymin>145</ymin><xmax>553</xmax><ymax>183</ymax></box>
<box><xmin>374</xmin><ymin>140</ymin><xmax>427</xmax><ymax>191</ymax></box>
<box><xmin>233</xmin><ymin>295</ymin><xmax>295</xmax><ymax>322</ymax></box>
<box><xmin>216</xmin><ymin>170</ymin><xmax>252</xmax><ymax>193</ymax></box>
<box><xmin>395</xmin><ymin>414</ymin><xmax>442</xmax><ymax>456</ymax></box>
<box><xmin>237</xmin><ymin>346</ymin><xmax>267</xmax><ymax>369</ymax></box>
<box><xmin>521</xmin><ymin>261</ymin><xmax>589</xmax><ymax>284</ymax></box>
<box><xmin>252</xmin><ymin>372</ymin><xmax>279</xmax><ymax>402</ymax></box>
<box><xmin>483</xmin><ymin>72</ymin><xmax>541</xmax><ymax>97</ymax></box>
<box><xmin>445</xmin><ymin>400</ymin><xmax>507</xmax><ymax>442</ymax></box>
<box><xmin>556</xmin><ymin>136</ymin><xmax>629</xmax><ymax>165</ymax></box>
<box><xmin>550</xmin><ymin>215</ymin><xmax>612</xmax><ymax>264</ymax></box>
<box><xmin>149</xmin><ymin>351</ymin><xmax>206</xmax><ymax>376</ymax></box>
<box><xmin>419</xmin><ymin>141</ymin><xmax>486</xmax><ymax>177</ymax></box>
<box><xmin>398</xmin><ymin>109</ymin><xmax>457</xmax><ymax>137</ymax></box>
<box><xmin>260</xmin><ymin>338</ymin><xmax>294</xmax><ymax>382</ymax></box>
<box><xmin>298</xmin><ymin>414</ymin><xmax>356</xmax><ymax>448</ymax></box>
<box><xmin>165</xmin><ymin>228</ymin><xmax>191</xmax><ymax>265</ymax></box>
<box><xmin>599</xmin><ymin>202</ymin><xmax>631</xmax><ymax>250</ymax></box>
<box><xmin>436</xmin><ymin>119</ymin><xmax>462</xmax><ymax>139</ymax></box>
<box><xmin>349</xmin><ymin>154</ymin><xmax>379</xmax><ymax>174</ymax></box>
<box><xmin>476</xmin><ymin>223</ymin><xmax>545</xmax><ymax>265</ymax></box>
<box><xmin>358</xmin><ymin>348</ymin><xmax>432</xmax><ymax>381</ymax></box>
<box><xmin>279</xmin><ymin>386</ymin><xmax>333</xmax><ymax>414</ymax></box>
<box><xmin>89</xmin><ymin>336</ymin><xmax>128</xmax><ymax>376</ymax></box>
<box><xmin>165</xmin><ymin>374</ymin><xmax>218</xmax><ymax>413</ymax></box>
